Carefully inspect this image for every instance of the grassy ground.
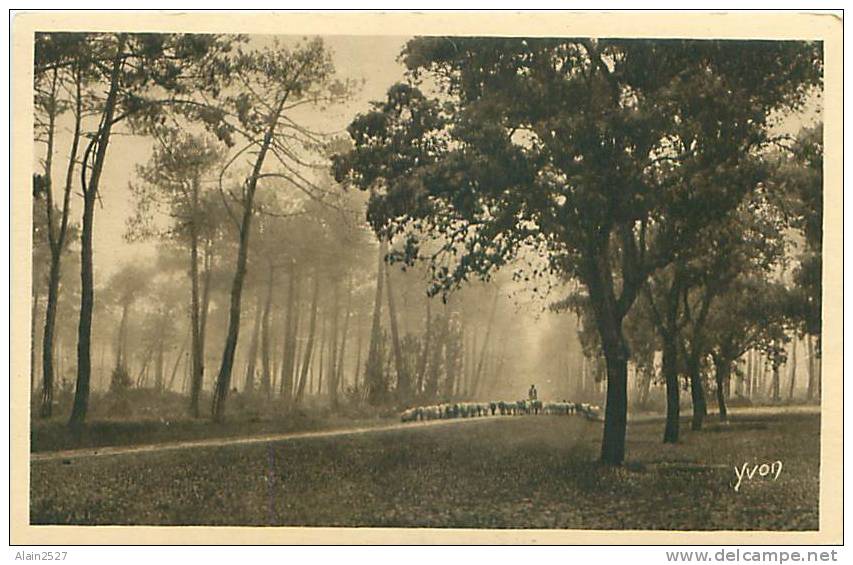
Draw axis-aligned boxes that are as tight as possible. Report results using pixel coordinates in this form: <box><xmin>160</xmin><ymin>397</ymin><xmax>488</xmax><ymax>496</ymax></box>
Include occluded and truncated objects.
<box><xmin>30</xmin><ymin>411</ymin><xmax>819</xmax><ymax>530</ymax></box>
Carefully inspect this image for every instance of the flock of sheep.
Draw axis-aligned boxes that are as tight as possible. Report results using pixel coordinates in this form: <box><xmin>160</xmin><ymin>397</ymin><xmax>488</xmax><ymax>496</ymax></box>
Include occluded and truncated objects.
<box><xmin>399</xmin><ymin>399</ymin><xmax>603</xmax><ymax>423</ymax></box>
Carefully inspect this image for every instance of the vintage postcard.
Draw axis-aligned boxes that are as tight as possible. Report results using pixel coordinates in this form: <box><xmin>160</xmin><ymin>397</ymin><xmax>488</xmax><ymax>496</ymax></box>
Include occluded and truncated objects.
<box><xmin>10</xmin><ymin>10</ymin><xmax>843</xmax><ymax>545</ymax></box>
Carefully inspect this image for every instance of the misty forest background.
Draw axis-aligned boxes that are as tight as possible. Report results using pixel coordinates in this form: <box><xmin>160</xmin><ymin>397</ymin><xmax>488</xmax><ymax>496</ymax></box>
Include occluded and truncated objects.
<box><xmin>30</xmin><ymin>33</ymin><xmax>822</xmax><ymax>466</ymax></box>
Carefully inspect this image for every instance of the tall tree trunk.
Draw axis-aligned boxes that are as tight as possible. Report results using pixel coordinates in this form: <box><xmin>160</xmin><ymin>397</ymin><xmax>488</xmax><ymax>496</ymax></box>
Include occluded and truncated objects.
<box><xmin>326</xmin><ymin>279</ymin><xmax>340</xmax><ymax>406</ymax></box>
<box><xmin>788</xmin><ymin>337</ymin><xmax>797</xmax><ymax>401</ymax></box>
<box><xmin>260</xmin><ymin>265</ymin><xmax>275</xmax><ymax>398</ymax></box>
<box><xmin>333</xmin><ymin>275</ymin><xmax>352</xmax><ymax>409</ymax></box>
<box><xmin>155</xmin><ymin>337</ymin><xmax>165</xmax><ymax>392</ymax></box>
<box><xmin>471</xmin><ymin>292</ymin><xmax>499</xmax><ymax>397</ymax></box>
<box><xmin>806</xmin><ymin>336</ymin><xmax>816</xmax><ymax>401</ymax></box>
<box><xmin>745</xmin><ymin>349</ymin><xmax>753</xmax><ymax>398</ymax></box>
<box><xmin>416</xmin><ymin>298</ymin><xmax>431</xmax><ymax>397</ymax></box>
<box><xmin>365</xmin><ymin>240</ymin><xmax>387</xmax><ymax>405</ymax></box>
<box><xmin>353</xmin><ymin>319</ymin><xmax>363</xmax><ymax>395</ymax></box>
<box><xmin>279</xmin><ymin>266</ymin><xmax>299</xmax><ymax>404</ymax></box>
<box><xmin>41</xmin><ymin>116</ymin><xmax>80</xmax><ymax>415</ymax></box>
<box><xmin>211</xmin><ymin>97</ymin><xmax>284</xmax><ymax>422</ymax></box>
<box><xmin>244</xmin><ymin>293</ymin><xmax>263</xmax><ymax>394</ymax></box>
<box><xmin>385</xmin><ymin>265</ymin><xmax>407</xmax><ymax>403</ymax></box>
<box><xmin>168</xmin><ymin>333</ymin><xmax>188</xmax><ymax>391</ymax></box>
<box><xmin>115</xmin><ymin>302</ymin><xmax>130</xmax><ymax>372</ymax></box>
<box><xmin>295</xmin><ymin>272</ymin><xmax>320</xmax><ymax>404</ymax></box>
<box><xmin>69</xmin><ymin>35</ymin><xmax>126</xmax><ymax>429</ymax></box>
<box><xmin>317</xmin><ymin>310</ymin><xmax>327</xmax><ymax>396</ymax></box>
<box><xmin>425</xmin><ymin>311</ymin><xmax>446</xmax><ymax>400</ymax></box>
<box><xmin>188</xmin><ymin>210</ymin><xmax>204</xmax><ymax>416</ymax></box>
<box><xmin>32</xmin><ymin>291</ymin><xmax>42</xmax><ymax>404</ymax></box>
<box><xmin>190</xmin><ymin>225</ymin><xmax>204</xmax><ymax>418</ymax></box>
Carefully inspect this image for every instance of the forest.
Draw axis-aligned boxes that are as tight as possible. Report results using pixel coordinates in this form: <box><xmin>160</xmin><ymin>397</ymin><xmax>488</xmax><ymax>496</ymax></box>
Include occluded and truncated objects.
<box><xmin>28</xmin><ymin>33</ymin><xmax>824</xmax><ymax>528</ymax></box>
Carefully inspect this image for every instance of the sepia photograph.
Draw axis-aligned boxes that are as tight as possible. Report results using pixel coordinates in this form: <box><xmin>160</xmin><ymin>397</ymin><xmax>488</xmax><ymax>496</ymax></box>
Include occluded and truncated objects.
<box><xmin>9</xmin><ymin>10</ymin><xmax>842</xmax><ymax>545</ymax></box>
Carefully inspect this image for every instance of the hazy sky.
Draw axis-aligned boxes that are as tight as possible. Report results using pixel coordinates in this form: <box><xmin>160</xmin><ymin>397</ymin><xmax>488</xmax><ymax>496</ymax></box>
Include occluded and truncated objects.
<box><xmin>39</xmin><ymin>35</ymin><xmax>412</xmax><ymax>279</ymax></box>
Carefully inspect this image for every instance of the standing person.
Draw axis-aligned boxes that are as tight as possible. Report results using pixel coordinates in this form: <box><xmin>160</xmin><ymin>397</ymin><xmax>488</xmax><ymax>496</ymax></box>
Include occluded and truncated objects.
<box><xmin>528</xmin><ymin>384</ymin><xmax>538</xmax><ymax>401</ymax></box>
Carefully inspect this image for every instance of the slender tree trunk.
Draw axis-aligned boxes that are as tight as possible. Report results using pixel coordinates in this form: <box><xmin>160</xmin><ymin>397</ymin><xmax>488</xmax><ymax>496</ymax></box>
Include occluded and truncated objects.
<box><xmin>113</xmin><ymin>302</ymin><xmax>130</xmax><ymax>376</ymax></box>
<box><xmin>69</xmin><ymin>35</ymin><xmax>126</xmax><ymax>429</ymax></box>
<box><xmin>155</xmin><ymin>337</ymin><xmax>165</xmax><ymax>391</ymax></box>
<box><xmin>279</xmin><ymin>266</ymin><xmax>298</xmax><ymax>404</ymax></box>
<box><xmin>416</xmin><ymin>298</ymin><xmax>431</xmax><ymax>397</ymax></box>
<box><xmin>471</xmin><ymin>292</ymin><xmax>499</xmax><ymax>397</ymax></box>
<box><xmin>425</xmin><ymin>311</ymin><xmax>446</xmax><ymax>400</ymax></box>
<box><xmin>385</xmin><ymin>265</ymin><xmax>407</xmax><ymax>403</ymax></box>
<box><xmin>260</xmin><ymin>265</ymin><xmax>275</xmax><ymax>398</ymax></box>
<box><xmin>806</xmin><ymin>336</ymin><xmax>816</xmax><ymax>401</ymax></box>
<box><xmin>326</xmin><ymin>279</ymin><xmax>340</xmax><ymax>406</ymax></box>
<box><xmin>332</xmin><ymin>275</ymin><xmax>352</xmax><ymax>409</ymax></box>
<box><xmin>244</xmin><ymin>293</ymin><xmax>263</xmax><ymax>394</ymax></box>
<box><xmin>770</xmin><ymin>347</ymin><xmax>781</xmax><ymax>401</ymax></box>
<box><xmin>41</xmin><ymin>146</ymin><xmax>79</xmax><ymax>415</ymax></box>
<box><xmin>188</xmin><ymin>213</ymin><xmax>203</xmax><ymax>416</ymax></box>
<box><xmin>211</xmin><ymin>97</ymin><xmax>284</xmax><ymax>422</ymax></box>
<box><xmin>32</xmin><ymin>291</ymin><xmax>41</xmax><ymax>401</ymax></box>
<box><xmin>353</xmin><ymin>320</ymin><xmax>363</xmax><ymax>395</ymax></box>
<box><xmin>317</xmin><ymin>310</ymin><xmax>327</xmax><ymax>396</ymax></box>
<box><xmin>365</xmin><ymin>240</ymin><xmax>387</xmax><ymax>405</ymax></box>
<box><xmin>295</xmin><ymin>272</ymin><xmax>320</xmax><ymax>404</ymax></box>
<box><xmin>168</xmin><ymin>333</ymin><xmax>188</xmax><ymax>391</ymax></box>
<box><xmin>788</xmin><ymin>337</ymin><xmax>797</xmax><ymax>401</ymax></box>
<box><xmin>745</xmin><ymin>349</ymin><xmax>753</xmax><ymax>398</ymax></box>
<box><xmin>814</xmin><ymin>342</ymin><xmax>821</xmax><ymax>398</ymax></box>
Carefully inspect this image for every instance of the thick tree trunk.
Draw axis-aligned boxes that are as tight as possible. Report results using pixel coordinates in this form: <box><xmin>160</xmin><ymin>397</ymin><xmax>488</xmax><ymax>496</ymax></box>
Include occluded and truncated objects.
<box><xmin>600</xmin><ymin>340</ymin><xmax>629</xmax><ymax>465</ymax></box>
<box><xmin>69</xmin><ymin>36</ymin><xmax>125</xmax><ymax>429</ymax></box>
<box><xmin>715</xmin><ymin>359</ymin><xmax>730</xmax><ymax>422</ymax></box>
<box><xmin>662</xmin><ymin>339</ymin><xmax>680</xmax><ymax>443</ymax></box>
<box><xmin>244</xmin><ymin>293</ymin><xmax>263</xmax><ymax>394</ymax></box>
<box><xmin>260</xmin><ymin>266</ymin><xmax>275</xmax><ymax>398</ymax></box>
<box><xmin>295</xmin><ymin>272</ymin><xmax>320</xmax><ymax>404</ymax></box>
